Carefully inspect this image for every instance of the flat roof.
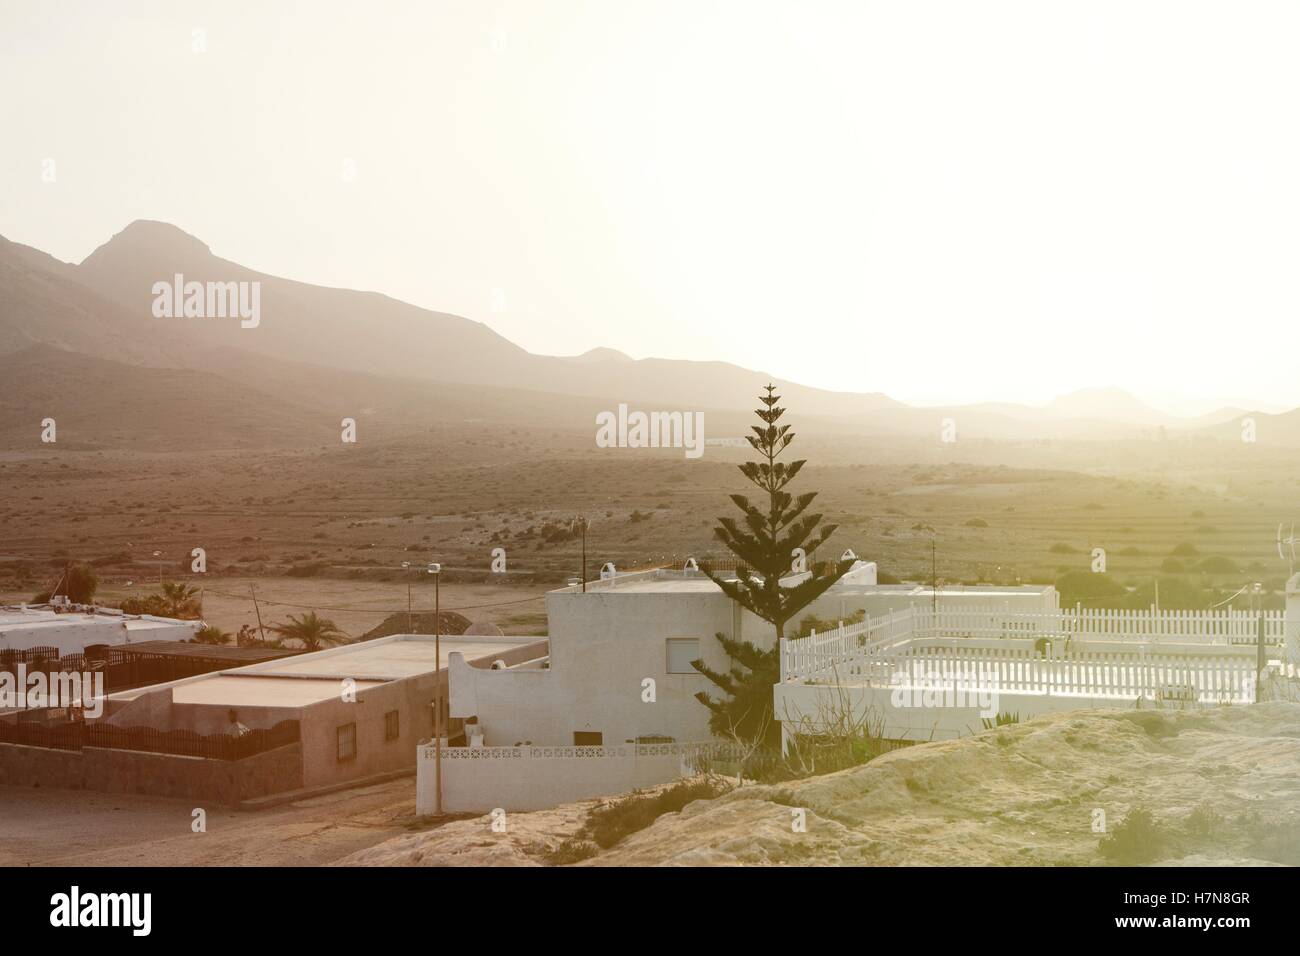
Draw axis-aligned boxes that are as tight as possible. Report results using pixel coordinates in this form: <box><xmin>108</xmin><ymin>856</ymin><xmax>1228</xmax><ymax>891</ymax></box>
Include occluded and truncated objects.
<box><xmin>106</xmin><ymin>633</ymin><xmax>547</xmax><ymax>709</ymax></box>
<box><xmin>172</xmin><ymin>675</ymin><xmax>387</xmax><ymax>707</ymax></box>
<box><xmin>570</xmin><ymin>577</ymin><xmax>725</xmax><ymax>594</ymax></box>
<box><xmin>0</xmin><ymin>607</ymin><xmax>199</xmax><ymax>630</ymax></box>
<box><xmin>246</xmin><ymin>637</ymin><xmax>532</xmax><ymax>680</ymax></box>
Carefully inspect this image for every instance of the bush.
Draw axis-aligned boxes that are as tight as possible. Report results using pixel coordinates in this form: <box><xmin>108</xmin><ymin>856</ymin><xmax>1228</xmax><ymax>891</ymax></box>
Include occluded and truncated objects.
<box><xmin>1099</xmin><ymin>807</ymin><xmax>1166</xmax><ymax>864</ymax></box>
<box><xmin>1048</xmin><ymin>542</ymin><xmax>1077</xmax><ymax>554</ymax></box>
<box><xmin>579</xmin><ymin>777</ymin><xmax>731</xmax><ymax>851</ymax></box>
<box><xmin>1194</xmin><ymin>556</ymin><xmax>1238</xmax><ymax>574</ymax></box>
<box><xmin>964</xmin><ymin>518</ymin><xmax>989</xmax><ymax>528</ymax></box>
<box><xmin>1171</xmin><ymin>542</ymin><xmax>1198</xmax><ymax>557</ymax></box>
<box><xmin>544</xmin><ymin>837</ymin><xmax>599</xmax><ymax>865</ymax></box>
<box><xmin>1054</xmin><ymin>570</ymin><xmax>1125</xmax><ymax>606</ymax></box>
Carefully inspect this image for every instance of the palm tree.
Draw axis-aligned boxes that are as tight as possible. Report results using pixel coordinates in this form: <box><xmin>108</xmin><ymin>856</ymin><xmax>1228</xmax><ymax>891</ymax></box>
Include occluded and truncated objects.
<box><xmin>269</xmin><ymin>612</ymin><xmax>349</xmax><ymax>651</ymax></box>
<box><xmin>193</xmin><ymin>625</ymin><xmax>230</xmax><ymax>645</ymax></box>
<box><xmin>160</xmin><ymin>581</ymin><xmax>202</xmax><ymax>619</ymax></box>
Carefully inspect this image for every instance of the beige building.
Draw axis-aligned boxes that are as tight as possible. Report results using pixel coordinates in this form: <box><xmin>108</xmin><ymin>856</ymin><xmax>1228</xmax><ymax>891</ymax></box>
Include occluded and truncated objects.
<box><xmin>102</xmin><ymin>633</ymin><xmax>546</xmax><ymax>791</ymax></box>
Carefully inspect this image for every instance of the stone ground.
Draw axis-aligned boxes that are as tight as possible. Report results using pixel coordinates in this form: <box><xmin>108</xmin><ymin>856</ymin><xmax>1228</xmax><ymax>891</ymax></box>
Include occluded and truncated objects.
<box><xmin>5</xmin><ymin>702</ymin><xmax>1298</xmax><ymax>867</ymax></box>
<box><xmin>341</xmin><ymin>702</ymin><xmax>1300</xmax><ymax>867</ymax></box>
<box><xmin>0</xmin><ymin>777</ymin><xmax>420</xmax><ymax>866</ymax></box>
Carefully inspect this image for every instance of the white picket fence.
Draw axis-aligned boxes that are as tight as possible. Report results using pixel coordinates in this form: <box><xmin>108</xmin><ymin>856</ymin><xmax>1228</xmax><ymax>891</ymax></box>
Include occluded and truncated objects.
<box><xmin>781</xmin><ymin>605</ymin><xmax>1276</xmax><ymax>704</ymax></box>
<box><xmin>822</xmin><ymin>642</ymin><xmax>1257</xmax><ymax>703</ymax></box>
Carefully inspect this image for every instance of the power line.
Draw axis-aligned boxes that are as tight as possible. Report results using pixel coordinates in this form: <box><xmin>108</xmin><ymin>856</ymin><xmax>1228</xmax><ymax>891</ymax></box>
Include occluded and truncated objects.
<box><xmin>198</xmin><ymin>587</ymin><xmax>545</xmax><ymax>613</ymax></box>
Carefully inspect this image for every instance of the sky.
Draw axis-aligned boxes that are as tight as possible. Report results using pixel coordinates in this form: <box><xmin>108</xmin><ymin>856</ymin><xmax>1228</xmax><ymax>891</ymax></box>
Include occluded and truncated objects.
<box><xmin>3</xmin><ymin>0</ymin><xmax>1299</xmax><ymax>414</ymax></box>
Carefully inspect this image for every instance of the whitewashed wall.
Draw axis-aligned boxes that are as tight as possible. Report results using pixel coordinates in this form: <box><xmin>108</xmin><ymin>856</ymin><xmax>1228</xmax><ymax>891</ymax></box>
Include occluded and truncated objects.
<box><xmin>416</xmin><ymin>742</ymin><xmax>726</xmax><ymax>813</ymax></box>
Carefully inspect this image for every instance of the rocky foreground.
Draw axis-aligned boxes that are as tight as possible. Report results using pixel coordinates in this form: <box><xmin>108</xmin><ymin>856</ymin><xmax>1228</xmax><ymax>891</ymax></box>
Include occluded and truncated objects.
<box><xmin>337</xmin><ymin>703</ymin><xmax>1300</xmax><ymax>866</ymax></box>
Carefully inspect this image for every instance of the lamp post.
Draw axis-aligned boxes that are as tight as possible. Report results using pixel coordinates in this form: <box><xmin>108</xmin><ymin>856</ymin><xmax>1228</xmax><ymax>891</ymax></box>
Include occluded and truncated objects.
<box><xmin>401</xmin><ymin>561</ymin><xmax>412</xmax><ymax>633</ymax></box>
<box><xmin>428</xmin><ymin>561</ymin><xmax>442</xmax><ymax>815</ymax></box>
<box><xmin>152</xmin><ymin>550</ymin><xmax>164</xmax><ymax>587</ymax></box>
<box><xmin>573</xmin><ymin>516</ymin><xmax>589</xmax><ymax>592</ymax></box>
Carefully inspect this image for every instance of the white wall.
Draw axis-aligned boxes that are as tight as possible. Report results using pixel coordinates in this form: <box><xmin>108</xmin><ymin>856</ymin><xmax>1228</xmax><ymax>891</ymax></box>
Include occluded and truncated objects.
<box><xmin>449</xmin><ymin>569</ymin><xmax>1061</xmax><ymax>749</ymax></box>
<box><xmin>416</xmin><ymin>742</ymin><xmax>722</xmax><ymax>813</ymax></box>
<box><xmin>451</xmin><ymin>586</ymin><xmax>738</xmax><ymax>746</ymax></box>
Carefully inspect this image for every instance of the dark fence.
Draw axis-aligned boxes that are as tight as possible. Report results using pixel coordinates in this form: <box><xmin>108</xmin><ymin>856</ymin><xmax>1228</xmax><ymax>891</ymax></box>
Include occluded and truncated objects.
<box><xmin>0</xmin><ymin>646</ymin><xmax>62</xmax><ymax>667</ymax></box>
<box><xmin>0</xmin><ymin>645</ymin><xmax>257</xmax><ymax>692</ymax></box>
<box><xmin>0</xmin><ymin>719</ymin><xmax>300</xmax><ymax>761</ymax></box>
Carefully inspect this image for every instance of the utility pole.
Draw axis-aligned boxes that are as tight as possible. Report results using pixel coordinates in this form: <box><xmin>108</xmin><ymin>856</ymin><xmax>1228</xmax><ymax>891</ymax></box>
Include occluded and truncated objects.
<box><xmin>931</xmin><ymin>536</ymin><xmax>938</xmax><ymax>617</ymax></box>
<box><xmin>1254</xmin><ymin>582</ymin><xmax>1265</xmax><ymax>704</ymax></box>
<box><xmin>429</xmin><ymin>562</ymin><xmax>443</xmax><ymax>815</ymax></box>
<box><xmin>250</xmin><ymin>583</ymin><xmax>267</xmax><ymax>644</ymax></box>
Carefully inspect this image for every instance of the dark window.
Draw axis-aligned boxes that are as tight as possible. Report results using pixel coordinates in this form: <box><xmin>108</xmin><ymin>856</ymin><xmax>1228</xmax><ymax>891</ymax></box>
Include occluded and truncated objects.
<box><xmin>665</xmin><ymin>638</ymin><xmax>700</xmax><ymax>674</ymax></box>
<box><xmin>384</xmin><ymin>710</ymin><xmax>400</xmax><ymax>741</ymax></box>
<box><xmin>573</xmin><ymin>731</ymin><xmax>603</xmax><ymax>746</ymax></box>
<box><xmin>337</xmin><ymin>723</ymin><xmax>357</xmax><ymax>762</ymax></box>
<box><xmin>636</xmin><ymin>735</ymin><xmax>675</xmax><ymax>744</ymax></box>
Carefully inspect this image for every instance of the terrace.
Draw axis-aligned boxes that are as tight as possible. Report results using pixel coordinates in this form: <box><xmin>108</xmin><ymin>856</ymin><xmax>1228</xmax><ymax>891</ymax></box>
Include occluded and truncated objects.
<box><xmin>776</xmin><ymin>605</ymin><xmax>1291</xmax><ymax>741</ymax></box>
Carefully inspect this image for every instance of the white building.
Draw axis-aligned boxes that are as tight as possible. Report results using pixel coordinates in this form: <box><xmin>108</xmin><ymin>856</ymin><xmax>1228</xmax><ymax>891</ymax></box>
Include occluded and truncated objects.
<box><xmin>449</xmin><ymin>560</ymin><xmax>1057</xmax><ymax>749</ymax></box>
<box><xmin>0</xmin><ymin>604</ymin><xmax>205</xmax><ymax>656</ymax></box>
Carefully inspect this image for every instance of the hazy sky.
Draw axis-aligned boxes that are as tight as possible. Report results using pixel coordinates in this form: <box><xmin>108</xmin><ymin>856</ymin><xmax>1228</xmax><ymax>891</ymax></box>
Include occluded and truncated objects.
<box><xmin>3</xmin><ymin>0</ymin><xmax>1299</xmax><ymax>413</ymax></box>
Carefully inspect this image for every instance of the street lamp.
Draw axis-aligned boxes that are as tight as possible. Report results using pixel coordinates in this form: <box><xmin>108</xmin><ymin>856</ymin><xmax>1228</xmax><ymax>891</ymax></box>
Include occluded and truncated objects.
<box><xmin>152</xmin><ymin>550</ymin><xmax>164</xmax><ymax>586</ymax></box>
<box><xmin>428</xmin><ymin>562</ymin><xmax>443</xmax><ymax>815</ymax></box>
<box><xmin>401</xmin><ymin>561</ymin><xmax>412</xmax><ymax>633</ymax></box>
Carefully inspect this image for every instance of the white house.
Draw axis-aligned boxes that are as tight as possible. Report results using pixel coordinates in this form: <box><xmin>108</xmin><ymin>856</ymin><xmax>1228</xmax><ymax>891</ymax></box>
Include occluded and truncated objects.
<box><xmin>0</xmin><ymin>604</ymin><xmax>205</xmax><ymax>656</ymax></box>
<box><xmin>448</xmin><ymin>560</ymin><xmax>1058</xmax><ymax>749</ymax></box>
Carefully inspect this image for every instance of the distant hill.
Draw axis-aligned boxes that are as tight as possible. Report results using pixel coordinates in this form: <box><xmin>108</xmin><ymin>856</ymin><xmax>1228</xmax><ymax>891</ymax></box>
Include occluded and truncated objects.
<box><xmin>3</xmin><ymin>220</ymin><xmax>900</xmax><ymax>419</ymax></box>
<box><xmin>0</xmin><ymin>345</ymin><xmax>333</xmax><ymax>450</ymax></box>
<box><xmin>1</xmin><ymin>220</ymin><xmax>1291</xmax><ymax>444</ymax></box>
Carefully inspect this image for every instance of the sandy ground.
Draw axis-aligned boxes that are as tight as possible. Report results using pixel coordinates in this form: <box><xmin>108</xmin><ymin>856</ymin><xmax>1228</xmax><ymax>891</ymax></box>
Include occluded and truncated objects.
<box><xmin>186</xmin><ymin>576</ymin><xmax>549</xmax><ymax>640</ymax></box>
<box><xmin>0</xmin><ymin>778</ymin><xmax>421</xmax><ymax>867</ymax></box>
<box><xmin>338</xmin><ymin>702</ymin><xmax>1300</xmax><ymax>867</ymax></box>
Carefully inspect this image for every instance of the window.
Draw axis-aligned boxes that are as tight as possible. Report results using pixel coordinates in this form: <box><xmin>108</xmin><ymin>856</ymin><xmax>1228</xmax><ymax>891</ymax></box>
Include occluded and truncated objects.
<box><xmin>336</xmin><ymin>722</ymin><xmax>357</xmax><ymax>762</ymax></box>
<box><xmin>636</xmin><ymin>735</ymin><xmax>675</xmax><ymax>744</ymax></box>
<box><xmin>384</xmin><ymin>710</ymin><xmax>400</xmax><ymax>742</ymax></box>
<box><xmin>665</xmin><ymin>638</ymin><xmax>700</xmax><ymax>674</ymax></box>
<box><xmin>573</xmin><ymin>731</ymin><xmax>603</xmax><ymax>746</ymax></box>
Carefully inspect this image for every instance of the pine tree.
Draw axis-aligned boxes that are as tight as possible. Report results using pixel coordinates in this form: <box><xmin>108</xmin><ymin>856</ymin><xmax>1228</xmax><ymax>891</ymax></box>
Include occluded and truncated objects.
<box><xmin>692</xmin><ymin>384</ymin><xmax>855</xmax><ymax>746</ymax></box>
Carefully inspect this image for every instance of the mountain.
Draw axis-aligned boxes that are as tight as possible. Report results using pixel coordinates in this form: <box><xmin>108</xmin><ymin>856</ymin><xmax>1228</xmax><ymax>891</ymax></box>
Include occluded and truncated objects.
<box><xmin>0</xmin><ymin>235</ymin><xmax>195</xmax><ymax>367</ymax></box>
<box><xmin>0</xmin><ymin>220</ymin><xmax>1283</xmax><ymax>443</ymax></box>
<box><xmin>0</xmin><ymin>344</ymin><xmax>333</xmax><ymax>450</ymax></box>
<box><xmin>1045</xmin><ymin>387</ymin><xmax>1170</xmax><ymax>426</ymax></box>
<box><xmin>5</xmin><ymin>220</ymin><xmax>898</xmax><ymax>419</ymax></box>
<box><xmin>564</xmin><ymin>347</ymin><xmax>634</xmax><ymax>364</ymax></box>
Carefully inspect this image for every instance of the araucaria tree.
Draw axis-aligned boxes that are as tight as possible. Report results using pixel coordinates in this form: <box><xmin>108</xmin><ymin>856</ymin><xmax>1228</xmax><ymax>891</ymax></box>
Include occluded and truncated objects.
<box><xmin>692</xmin><ymin>384</ymin><xmax>855</xmax><ymax>747</ymax></box>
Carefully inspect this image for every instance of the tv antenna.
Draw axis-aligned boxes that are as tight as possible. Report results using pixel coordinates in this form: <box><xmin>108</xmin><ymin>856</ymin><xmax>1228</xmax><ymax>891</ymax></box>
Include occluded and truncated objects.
<box><xmin>1277</xmin><ymin>522</ymin><xmax>1298</xmax><ymax>577</ymax></box>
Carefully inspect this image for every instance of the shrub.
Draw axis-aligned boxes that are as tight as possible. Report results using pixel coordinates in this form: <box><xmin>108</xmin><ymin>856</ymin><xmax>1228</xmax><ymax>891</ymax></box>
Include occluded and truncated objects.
<box><xmin>964</xmin><ymin>518</ymin><xmax>989</xmax><ymax>528</ymax></box>
<box><xmin>544</xmin><ymin>837</ymin><xmax>599</xmax><ymax>865</ymax></box>
<box><xmin>580</xmin><ymin>777</ymin><xmax>731</xmax><ymax>851</ymax></box>
<box><xmin>1054</xmin><ymin>570</ymin><xmax>1125</xmax><ymax>606</ymax></box>
<box><xmin>1099</xmin><ymin>807</ymin><xmax>1166</xmax><ymax>864</ymax></box>
<box><xmin>1048</xmin><ymin>542</ymin><xmax>1077</xmax><ymax>554</ymax></box>
<box><xmin>1195</xmin><ymin>556</ymin><xmax>1238</xmax><ymax>574</ymax></box>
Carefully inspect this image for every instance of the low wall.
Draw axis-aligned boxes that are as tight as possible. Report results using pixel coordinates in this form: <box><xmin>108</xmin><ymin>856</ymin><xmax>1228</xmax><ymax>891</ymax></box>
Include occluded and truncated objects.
<box><xmin>776</xmin><ymin>681</ymin><xmax>1198</xmax><ymax>742</ymax></box>
<box><xmin>417</xmin><ymin>743</ymin><xmax>726</xmax><ymax>814</ymax></box>
<box><xmin>0</xmin><ymin>740</ymin><xmax>303</xmax><ymax>806</ymax></box>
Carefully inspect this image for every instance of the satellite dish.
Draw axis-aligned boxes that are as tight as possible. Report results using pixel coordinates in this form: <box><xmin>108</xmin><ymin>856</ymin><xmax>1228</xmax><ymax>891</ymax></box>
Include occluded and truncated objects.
<box><xmin>600</xmin><ymin>562</ymin><xmax>617</xmax><ymax>580</ymax></box>
<box><xmin>841</xmin><ymin>548</ymin><xmax>858</xmax><ymax>562</ymax></box>
<box><xmin>683</xmin><ymin>557</ymin><xmax>699</xmax><ymax>573</ymax></box>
